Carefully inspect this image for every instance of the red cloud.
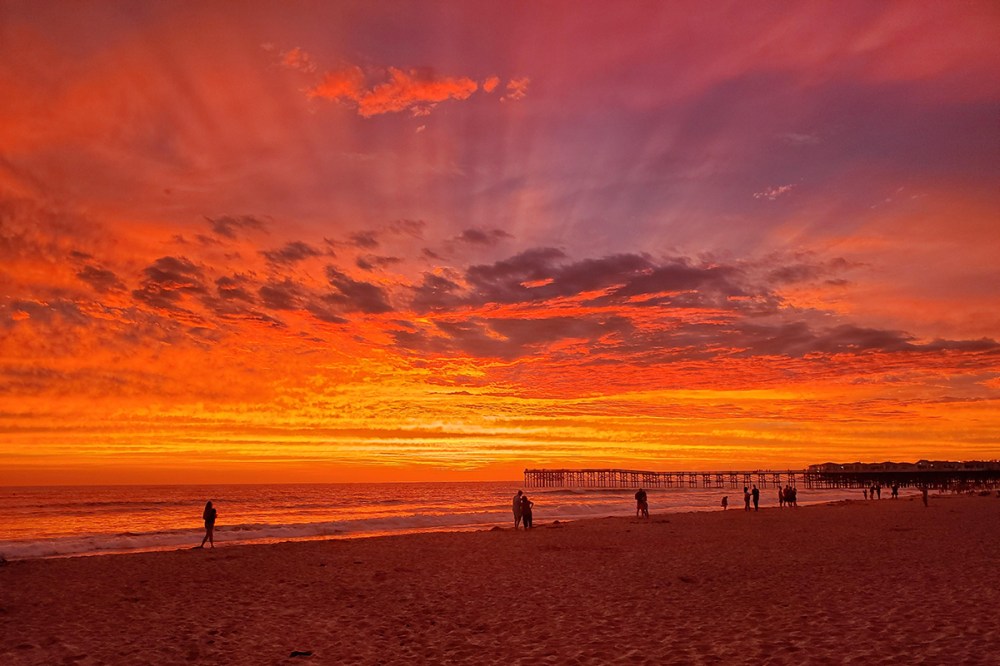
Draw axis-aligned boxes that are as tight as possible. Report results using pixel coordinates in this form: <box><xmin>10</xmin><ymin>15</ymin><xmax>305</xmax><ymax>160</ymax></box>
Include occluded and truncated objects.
<box><xmin>281</xmin><ymin>47</ymin><xmax>317</xmax><ymax>73</ymax></box>
<box><xmin>308</xmin><ymin>65</ymin><xmax>367</xmax><ymax>103</ymax></box>
<box><xmin>308</xmin><ymin>66</ymin><xmax>478</xmax><ymax>117</ymax></box>
<box><xmin>502</xmin><ymin>77</ymin><xmax>530</xmax><ymax>102</ymax></box>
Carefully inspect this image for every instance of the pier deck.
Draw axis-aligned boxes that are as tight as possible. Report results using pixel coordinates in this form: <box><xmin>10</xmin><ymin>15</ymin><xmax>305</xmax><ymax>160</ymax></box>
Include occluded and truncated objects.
<box><xmin>523</xmin><ymin>466</ymin><xmax>1000</xmax><ymax>490</ymax></box>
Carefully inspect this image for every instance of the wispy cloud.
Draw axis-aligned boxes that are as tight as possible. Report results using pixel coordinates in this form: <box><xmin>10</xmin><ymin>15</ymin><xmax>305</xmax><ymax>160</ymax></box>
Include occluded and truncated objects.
<box><xmin>501</xmin><ymin>77</ymin><xmax>530</xmax><ymax>101</ymax></box>
<box><xmin>753</xmin><ymin>184</ymin><xmax>795</xmax><ymax>201</ymax></box>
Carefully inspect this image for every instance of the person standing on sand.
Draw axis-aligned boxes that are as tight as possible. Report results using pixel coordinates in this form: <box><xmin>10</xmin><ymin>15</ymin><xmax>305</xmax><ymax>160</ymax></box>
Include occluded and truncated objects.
<box><xmin>921</xmin><ymin>486</ymin><xmax>929</xmax><ymax>507</ymax></box>
<box><xmin>863</xmin><ymin>488</ymin><xmax>868</xmax><ymax>500</ymax></box>
<box><xmin>743</xmin><ymin>486</ymin><xmax>751</xmax><ymax>511</ymax></box>
<box><xmin>721</xmin><ymin>496</ymin><xmax>728</xmax><ymax>510</ymax></box>
<box><xmin>635</xmin><ymin>488</ymin><xmax>649</xmax><ymax>518</ymax></box>
<box><xmin>876</xmin><ymin>485</ymin><xmax>881</xmax><ymax>499</ymax></box>
<box><xmin>520</xmin><ymin>494</ymin><xmax>534</xmax><ymax>529</ymax></box>
<box><xmin>513</xmin><ymin>490</ymin><xmax>523</xmax><ymax>529</ymax></box>
<box><xmin>891</xmin><ymin>483</ymin><xmax>899</xmax><ymax>499</ymax></box>
<box><xmin>199</xmin><ymin>500</ymin><xmax>217</xmax><ymax>549</ymax></box>
<box><xmin>751</xmin><ymin>485</ymin><xmax>760</xmax><ymax>511</ymax></box>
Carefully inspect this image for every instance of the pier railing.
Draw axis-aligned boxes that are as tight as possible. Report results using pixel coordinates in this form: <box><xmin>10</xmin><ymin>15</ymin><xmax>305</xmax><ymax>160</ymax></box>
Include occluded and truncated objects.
<box><xmin>523</xmin><ymin>467</ymin><xmax>1000</xmax><ymax>490</ymax></box>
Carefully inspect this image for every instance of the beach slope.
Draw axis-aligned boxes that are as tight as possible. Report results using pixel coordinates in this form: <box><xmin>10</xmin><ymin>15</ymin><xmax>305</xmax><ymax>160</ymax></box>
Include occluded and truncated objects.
<box><xmin>2</xmin><ymin>494</ymin><xmax>998</xmax><ymax>664</ymax></box>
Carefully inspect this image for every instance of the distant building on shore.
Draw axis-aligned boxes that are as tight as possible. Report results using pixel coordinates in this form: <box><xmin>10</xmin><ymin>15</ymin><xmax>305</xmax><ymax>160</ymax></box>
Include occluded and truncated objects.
<box><xmin>808</xmin><ymin>460</ymin><xmax>1000</xmax><ymax>473</ymax></box>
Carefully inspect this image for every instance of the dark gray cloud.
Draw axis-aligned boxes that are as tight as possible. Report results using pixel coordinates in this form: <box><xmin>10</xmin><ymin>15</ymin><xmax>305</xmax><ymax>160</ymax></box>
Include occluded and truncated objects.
<box><xmin>465</xmin><ymin>249</ymin><xmax>659</xmax><ymax>306</ymax></box>
<box><xmin>767</xmin><ymin>257</ymin><xmax>853</xmax><ymax>284</ymax></box>
<box><xmin>393</xmin><ymin>312</ymin><xmax>1000</xmax><ymax>364</ymax></box>
<box><xmin>392</xmin><ymin>315</ymin><xmax>635</xmax><ymax>361</ymax></box>
<box><xmin>261</xmin><ymin>241</ymin><xmax>321</xmax><ymax>265</ymax></box>
<box><xmin>410</xmin><ymin>273</ymin><xmax>464</xmax><ymax>311</ymax></box>
<box><xmin>348</xmin><ymin>231</ymin><xmax>380</xmax><ymax>249</ymax></box>
<box><xmin>323</xmin><ymin>267</ymin><xmax>393</xmax><ymax>314</ymax></box>
<box><xmin>305</xmin><ymin>303</ymin><xmax>348</xmax><ymax>324</ymax></box>
<box><xmin>76</xmin><ymin>265</ymin><xmax>125</xmax><ymax>292</ymax></box>
<box><xmin>206</xmin><ymin>215</ymin><xmax>268</xmax><ymax>239</ymax></box>
<box><xmin>5</xmin><ymin>299</ymin><xmax>88</xmax><ymax>328</ymax></box>
<box><xmin>356</xmin><ymin>254</ymin><xmax>402</xmax><ymax>271</ymax></box>
<box><xmin>457</xmin><ymin>228</ymin><xmax>512</xmax><ymax>246</ymax></box>
<box><xmin>215</xmin><ymin>274</ymin><xmax>256</xmax><ymax>302</ymax></box>
<box><xmin>385</xmin><ymin>219</ymin><xmax>426</xmax><ymax>238</ymax></box>
<box><xmin>132</xmin><ymin>256</ymin><xmax>206</xmax><ymax>310</ymax></box>
<box><xmin>258</xmin><ymin>278</ymin><xmax>302</xmax><ymax>310</ymax></box>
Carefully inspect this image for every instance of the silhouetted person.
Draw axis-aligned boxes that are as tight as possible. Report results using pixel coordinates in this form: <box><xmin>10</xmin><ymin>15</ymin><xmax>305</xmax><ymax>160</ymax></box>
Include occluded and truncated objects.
<box><xmin>876</xmin><ymin>485</ymin><xmax>881</xmax><ymax>499</ymax></box>
<box><xmin>863</xmin><ymin>488</ymin><xmax>868</xmax><ymax>500</ymax></box>
<box><xmin>778</xmin><ymin>487</ymin><xmax>785</xmax><ymax>508</ymax></box>
<box><xmin>743</xmin><ymin>486</ymin><xmax>751</xmax><ymax>511</ymax></box>
<box><xmin>921</xmin><ymin>486</ymin><xmax>929</xmax><ymax>507</ymax></box>
<box><xmin>521</xmin><ymin>494</ymin><xmax>534</xmax><ymax>529</ymax></box>
<box><xmin>635</xmin><ymin>488</ymin><xmax>649</xmax><ymax>518</ymax></box>
<box><xmin>513</xmin><ymin>490</ymin><xmax>523</xmax><ymax>529</ymax></box>
<box><xmin>751</xmin><ymin>485</ymin><xmax>760</xmax><ymax>511</ymax></box>
<box><xmin>721</xmin><ymin>496</ymin><xmax>728</xmax><ymax>510</ymax></box>
<box><xmin>891</xmin><ymin>483</ymin><xmax>899</xmax><ymax>499</ymax></box>
<box><xmin>199</xmin><ymin>500</ymin><xmax>217</xmax><ymax>549</ymax></box>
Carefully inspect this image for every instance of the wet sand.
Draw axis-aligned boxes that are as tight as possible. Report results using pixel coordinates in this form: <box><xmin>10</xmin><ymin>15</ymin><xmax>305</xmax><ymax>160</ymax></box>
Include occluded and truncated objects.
<box><xmin>2</xmin><ymin>493</ymin><xmax>998</xmax><ymax>665</ymax></box>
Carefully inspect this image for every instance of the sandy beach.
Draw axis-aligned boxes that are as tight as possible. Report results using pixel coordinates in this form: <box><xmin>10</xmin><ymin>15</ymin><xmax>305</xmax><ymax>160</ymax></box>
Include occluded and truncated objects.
<box><xmin>2</xmin><ymin>493</ymin><xmax>998</xmax><ymax>665</ymax></box>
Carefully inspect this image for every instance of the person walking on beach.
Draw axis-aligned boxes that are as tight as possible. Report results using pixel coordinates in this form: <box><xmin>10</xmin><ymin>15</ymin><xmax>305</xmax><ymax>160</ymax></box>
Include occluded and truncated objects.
<box><xmin>921</xmin><ymin>486</ymin><xmax>929</xmax><ymax>507</ymax></box>
<box><xmin>520</xmin><ymin>494</ymin><xmax>534</xmax><ymax>529</ymax></box>
<box><xmin>635</xmin><ymin>488</ymin><xmax>649</xmax><ymax>518</ymax></box>
<box><xmin>743</xmin><ymin>486</ymin><xmax>751</xmax><ymax>511</ymax></box>
<box><xmin>721</xmin><ymin>496</ymin><xmax>728</xmax><ymax>510</ymax></box>
<box><xmin>513</xmin><ymin>490</ymin><xmax>524</xmax><ymax>529</ymax></box>
<box><xmin>891</xmin><ymin>483</ymin><xmax>899</xmax><ymax>499</ymax></box>
<box><xmin>751</xmin><ymin>485</ymin><xmax>760</xmax><ymax>511</ymax></box>
<box><xmin>863</xmin><ymin>488</ymin><xmax>868</xmax><ymax>500</ymax></box>
<box><xmin>876</xmin><ymin>485</ymin><xmax>881</xmax><ymax>499</ymax></box>
<box><xmin>778</xmin><ymin>487</ymin><xmax>784</xmax><ymax>508</ymax></box>
<box><xmin>199</xmin><ymin>500</ymin><xmax>217</xmax><ymax>549</ymax></box>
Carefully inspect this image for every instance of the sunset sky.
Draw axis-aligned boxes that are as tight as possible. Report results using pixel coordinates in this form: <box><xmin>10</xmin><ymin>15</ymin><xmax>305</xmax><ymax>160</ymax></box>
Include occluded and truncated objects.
<box><xmin>2</xmin><ymin>1</ymin><xmax>999</xmax><ymax>485</ymax></box>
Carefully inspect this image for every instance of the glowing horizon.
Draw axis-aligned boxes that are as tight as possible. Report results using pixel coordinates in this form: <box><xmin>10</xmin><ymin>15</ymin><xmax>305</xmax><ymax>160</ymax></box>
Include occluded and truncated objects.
<box><xmin>2</xmin><ymin>2</ymin><xmax>999</xmax><ymax>485</ymax></box>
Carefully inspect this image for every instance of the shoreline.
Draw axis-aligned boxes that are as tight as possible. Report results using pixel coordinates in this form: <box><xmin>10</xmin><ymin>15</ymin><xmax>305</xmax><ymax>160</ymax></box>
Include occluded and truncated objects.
<box><xmin>4</xmin><ymin>493</ymin><xmax>998</xmax><ymax>664</ymax></box>
<box><xmin>3</xmin><ymin>487</ymin><xmax>915</xmax><ymax>562</ymax></box>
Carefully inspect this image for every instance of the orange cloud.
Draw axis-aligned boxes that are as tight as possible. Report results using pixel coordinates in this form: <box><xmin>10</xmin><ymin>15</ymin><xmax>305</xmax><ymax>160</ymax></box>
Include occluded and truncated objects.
<box><xmin>308</xmin><ymin>65</ymin><xmax>478</xmax><ymax>117</ymax></box>
<box><xmin>308</xmin><ymin>65</ymin><xmax>367</xmax><ymax>103</ymax></box>
<box><xmin>502</xmin><ymin>77</ymin><xmax>530</xmax><ymax>101</ymax></box>
<box><xmin>280</xmin><ymin>47</ymin><xmax>317</xmax><ymax>73</ymax></box>
<box><xmin>483</xmin><ymin>76</ymin><xmax>500</xmax><ymax>93</ymax></box>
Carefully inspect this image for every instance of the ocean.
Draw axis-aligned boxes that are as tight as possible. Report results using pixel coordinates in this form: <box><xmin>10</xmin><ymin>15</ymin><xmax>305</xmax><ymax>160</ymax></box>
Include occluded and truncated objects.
<box><xmin>0</xmin><ymin>481</ymin><xmax>875</xmax><ymax>560</ymax></box>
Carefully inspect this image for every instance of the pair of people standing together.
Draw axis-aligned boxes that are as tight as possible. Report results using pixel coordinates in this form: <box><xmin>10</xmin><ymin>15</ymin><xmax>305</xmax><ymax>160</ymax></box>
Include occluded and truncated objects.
<box><xmin>512</xmin><ymin>490</ymin><xmax>534</xmax><ymax>529</ymax></box>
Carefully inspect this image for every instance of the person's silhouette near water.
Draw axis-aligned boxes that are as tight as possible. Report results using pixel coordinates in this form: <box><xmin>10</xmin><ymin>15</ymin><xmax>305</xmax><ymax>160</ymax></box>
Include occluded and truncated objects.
<box><xmin>891</xmin><ymin>483</ymin><xmax>899</xmax><ymax>499</ymax></box>
<box><xmin>512</xmin><ymin>490</ymin><xmax>523</xmax><ymax>529</ymax></box>
<box><xmin>199</xmin><ymin>500</ymin><xmax>217</xmax><ymax>549</ymax></box>
<box><xmin>751</xmin><ymin>485</ymin><xmax>760</xmax><ymax>511</ymax></box>
<box><xmin>520</xmin><ymin>494</ymin><xmax>534</xmax><ymax>529</ymax></box>
<box><xmin>635</xmin><ymin>488</ymin><xmax>649</xmax><ymax>518</ymax></box>
<box><xmin>721</xmin><ymin>496</ymin><xmax>728</xmax><ymax>510</ymax></box>
<box><xmin>743</xmin><ymin>486</ymin><xmax>751</xmax><ymax>511</ymax></box>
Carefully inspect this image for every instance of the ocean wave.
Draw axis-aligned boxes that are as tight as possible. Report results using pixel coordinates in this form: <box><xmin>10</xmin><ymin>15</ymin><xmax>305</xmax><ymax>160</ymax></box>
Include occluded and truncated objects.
<box><xmin>0</xmin><ymin>510</ymin><xmax>514</xmax><ymax>560</ymax></box>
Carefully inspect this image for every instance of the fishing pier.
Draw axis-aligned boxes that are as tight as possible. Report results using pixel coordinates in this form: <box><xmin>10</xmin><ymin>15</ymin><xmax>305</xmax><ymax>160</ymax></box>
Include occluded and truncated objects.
<box><xmin>524</xmin><ymin>461</ymin><xmax>1000</xmax><ymax>491</ymax></box>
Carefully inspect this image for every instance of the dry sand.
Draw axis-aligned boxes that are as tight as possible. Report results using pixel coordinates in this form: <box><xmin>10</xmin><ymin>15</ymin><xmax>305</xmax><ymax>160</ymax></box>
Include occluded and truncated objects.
<box><xmin>2</xmin><ymin>493</ymin><xmax>999</xmax><ymax>665</ymax></box>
